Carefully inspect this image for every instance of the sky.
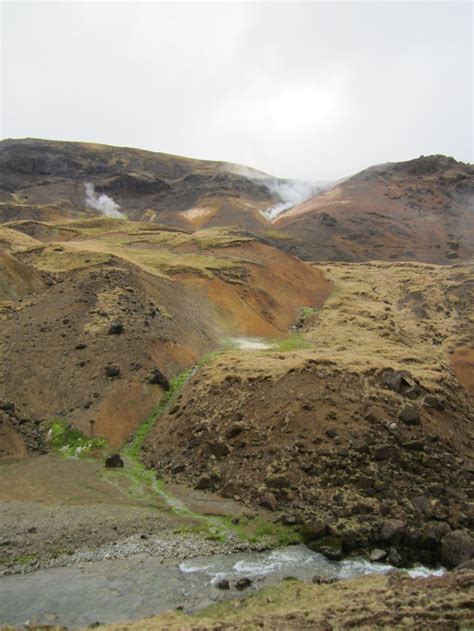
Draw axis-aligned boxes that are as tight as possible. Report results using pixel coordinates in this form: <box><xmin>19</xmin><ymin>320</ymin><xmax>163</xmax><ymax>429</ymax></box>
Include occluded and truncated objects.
<box><xmin>1</xmin><ymin>1</ymin><xmax>472</xmax><ymax>180</ymax></box>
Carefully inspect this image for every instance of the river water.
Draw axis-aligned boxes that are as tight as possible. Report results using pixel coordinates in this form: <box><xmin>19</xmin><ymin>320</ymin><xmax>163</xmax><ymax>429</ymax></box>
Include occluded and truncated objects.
<box><xmin>0</xmin><ymin>544</ymin><xmax>443</xmax><ymax>629</ymax></box>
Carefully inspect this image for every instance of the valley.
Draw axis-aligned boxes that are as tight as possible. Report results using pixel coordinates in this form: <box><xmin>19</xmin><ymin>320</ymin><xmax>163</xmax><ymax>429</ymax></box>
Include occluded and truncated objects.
<box><xmin>0</xmin><ymin>139</ymin><xmax>473</xmax><ymax>630</ymax></box>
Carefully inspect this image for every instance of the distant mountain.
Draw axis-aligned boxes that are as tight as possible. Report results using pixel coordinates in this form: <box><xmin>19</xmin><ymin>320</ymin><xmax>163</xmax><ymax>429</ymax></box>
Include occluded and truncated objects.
<box><xmin>0</xmin><ymin>138</ymin><xmax>282</xmax><ymax>231</ymax></box>
<box><xmin>2</xmin><ymin>141</ymin><xmax>472</xmax><ymax>264</ymax></box>
<box><xmin>271</xmin><ymin>155</ymin><xmax>474</xmax><ymax>263</ymax></box>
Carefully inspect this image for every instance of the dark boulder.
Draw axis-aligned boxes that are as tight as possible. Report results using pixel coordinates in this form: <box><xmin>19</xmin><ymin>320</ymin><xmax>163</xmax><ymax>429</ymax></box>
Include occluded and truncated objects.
<box><xmin>382</xmin><ymin>369</ymin><xmax>424</xmax><ymax>399</ymax></box>
<box><xmin>105</xmin><ymin>364</ymin><xmax>120</xmax><ymax>378</ymax></box>
<box><xmin>235</xmin><ymin>577</ymin><xmax>252</xmax><ymax>590</ymax></box>
<box><xmin>215</xmin><ymin>579</ymin><xmax>230</xmax><ymax>590</ymax></box>
<box><xmin>265</xmin><ymin>474</ymin><xmax>291</xmax><ymax>489</ymax></box>
<box><xmin>380</xmin><ymin>519</ymin><xmax>406</xmax><ymax>545</ymax></box>
<box><xmin>398</xmin><ymin>405</ymin><xmax>420</xmax><ymax>426</ymax></box>
<box><xmin>207</xmin><ymin>441</ymin><xmax>230</xmax><ymax>458</ymax></box>
<box><xmin>441</xmin><ymin>530</ymin><xmax>474</xmax><ymax>569</ymax></box>
<box><xmin>105</xmin><ymin>454</ymin><xmax>124</xmax><ymax>469</ymax></box>
<box><xmin>108</xmin><ymin>321</ymin><xmax>124</xmax><ymax>335</ymax></box>
<box><xmin>423</xmin><ymin>395</ymin><xmax>445</xmax><ymax>410</ymax></box>
<box><xmin>259</xmin><ymin>492</ymin><xmax>278</xmax><ymax>512</ymax></box>
<box><xmin>318</xmin><ymin>212</ymin><xmax>338</xmax><ymax>227</ymax></box>
<box><xmin>147</xmin><ymin>368</ymin><xmax>170</xmax><ymax>390</ymax></box>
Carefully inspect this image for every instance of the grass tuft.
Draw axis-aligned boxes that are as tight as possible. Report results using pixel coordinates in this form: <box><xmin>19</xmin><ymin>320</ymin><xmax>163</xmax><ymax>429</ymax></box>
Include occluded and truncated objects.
<box><xmin>47</xmin><ymin>420</ymin><xmax>107</xmax><ymax>458</ymax></box>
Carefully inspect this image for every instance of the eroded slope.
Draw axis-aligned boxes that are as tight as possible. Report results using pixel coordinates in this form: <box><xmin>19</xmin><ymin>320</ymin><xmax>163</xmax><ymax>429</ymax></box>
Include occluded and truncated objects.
<box><xmin>0</xmin><ymin>219</ymin><xmax>330</xmax><ymax>454</ymax></box>
<box><xmin>272</xmin><ymin>155</ymin><xmax>474</xmax><ymax>263</ymax></box>
<box><xmin>144</xmin><ymin>261</ymin><xmax>474</xmax><ymax>566</ymax></box>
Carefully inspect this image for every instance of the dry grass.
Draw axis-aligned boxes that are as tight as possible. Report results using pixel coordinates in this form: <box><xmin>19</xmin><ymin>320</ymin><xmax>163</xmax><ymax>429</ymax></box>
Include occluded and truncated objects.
<box><xmin>305</xmin><ymin>261</ymin><xmax>473</xmax><ymax>387</ymax></box>
<box><xmin>8</xmin><ymin>221</ymin><xmax>252</xmax><ymax>279</ymax></box>
<box><xmin>0</xmin><ymin>225</ymin><xmax>41</xmax><ymax>252</ymax></box>
<box><xmin>95</xmin><ymin>572</ymin><xmax>474</xmax><ymax>630</ymax></box>
<box><xmin>187</xmin><ymin>260</ymin><xmax>473</xmax><ymax>393</ymax></box>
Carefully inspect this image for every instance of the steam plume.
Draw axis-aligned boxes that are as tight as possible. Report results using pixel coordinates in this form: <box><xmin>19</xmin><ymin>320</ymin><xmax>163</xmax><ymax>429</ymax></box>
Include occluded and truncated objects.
<box><xmin>221</xmin><ymin>162</ymin><xmax>329</xmax><ymax>220</ymax></box>
<box><xmin>263</xmin><ymin>179</ymin><xmax>327</xmax><ymax>220</ymax></box>
<box><xmin>84</xmin><ymin>183</ymin><xmax>124</xmax><ymax>218</ymax></box>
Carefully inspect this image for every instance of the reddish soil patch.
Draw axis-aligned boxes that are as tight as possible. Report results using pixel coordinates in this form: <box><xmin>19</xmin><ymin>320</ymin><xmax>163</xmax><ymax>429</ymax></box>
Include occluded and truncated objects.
<box><xmin>450</xmin><ymin>347</ymin><xmax>474</xmax><ymax>394</ymax></box>
<box><xmin>274</xmin><ymin>155</ymin><xmax>474</xmax><ymax>263</ymax></box>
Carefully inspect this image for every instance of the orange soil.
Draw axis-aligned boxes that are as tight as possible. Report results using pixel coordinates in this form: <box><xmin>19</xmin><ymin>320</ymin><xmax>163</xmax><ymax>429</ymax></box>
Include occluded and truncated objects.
<box><xmin>450</xmin><ymin>347</ymin><xmax>474</xmax><ymax>394</ymax></box>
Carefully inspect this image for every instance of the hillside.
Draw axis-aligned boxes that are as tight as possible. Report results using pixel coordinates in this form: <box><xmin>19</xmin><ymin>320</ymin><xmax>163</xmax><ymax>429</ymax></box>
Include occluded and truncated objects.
<box><xmin>0</xmin><ymin>218</ymin><xmax>330</xmax><ymax>455</ymax></box>
<box><xmin>0</xmin><ymin>138</ymin><xmax>279</xmax><ymax>231</ymax></box>
<box><xmin>144</xmin><ymin>260</ymin><xmax>474</xmax><ymax>567</ymax></box>
<box><xmin>271</xmin><ymin>155</ymin><xmax>474</xmax><ymax>263</ymax></box>
<box><xmin>3</xmin><ymin>141</ymin><xmax>472</xmax><ymax>266</ymax></box>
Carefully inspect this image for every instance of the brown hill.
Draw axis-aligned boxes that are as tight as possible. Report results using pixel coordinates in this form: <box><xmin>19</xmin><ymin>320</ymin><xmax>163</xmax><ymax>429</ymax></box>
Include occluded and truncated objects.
<box><xmin>143</xmin><ymin>260</ymin><xmax>474</xmax><ymax>567</ymax></box>
<box><xmin>272</xmin><ymin>155</ymin><xmax>474</xmax><ymax>263</ymax></box>
<box><xmin>0</xmin><ymin>218</ymin><xmax>330</xmax><ymax>456</ymax></box>
<box><xmin>0</xmin><ymin>138</ymin><xmax>278</xmax><ymax>231</ymax></box>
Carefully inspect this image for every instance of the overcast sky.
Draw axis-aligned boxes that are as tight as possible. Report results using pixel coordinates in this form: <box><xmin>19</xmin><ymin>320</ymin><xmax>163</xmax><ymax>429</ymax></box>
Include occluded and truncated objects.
<box><xmin>1</xmin><ymin>1</ymin><xmax>472</xmax><ymax>180</ymax></box>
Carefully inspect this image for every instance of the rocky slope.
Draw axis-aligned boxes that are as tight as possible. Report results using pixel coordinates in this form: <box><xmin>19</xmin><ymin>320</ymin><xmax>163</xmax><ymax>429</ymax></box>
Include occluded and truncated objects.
<box><xmin>0</xmin><ymin>138</ymin><xmax>280</xmax><ymax>231</ymax></box>
<box><xmin>3</xmin><ymin>141</ymin><xmax>472</xmax><ymax>266</ymax></box>
<box><xmin>0</xmin><ymin>218</ymin><xmax>330</xmax><ymax>455</ymax></box>
<box><xmin>271</xmin><ymin>155</ymin><xmax>474</xmax><ymax>263</ymax></box>
<box><xmin>143</xmin><ymin>261</ymin><xmax>474</xmax><ymax>567</ymax></box>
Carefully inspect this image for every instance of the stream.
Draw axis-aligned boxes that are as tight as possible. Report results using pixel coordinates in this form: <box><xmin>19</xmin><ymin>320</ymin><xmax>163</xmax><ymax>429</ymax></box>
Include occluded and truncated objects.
<box><xmin>0</xmin><ymin>335</ymin><xmax>444</xmax><ymax>628</ymax></box>
<box><xmin>0</xmin><ymin>544</ymin><xmax>443</xmax><ymax>629</ymax></box>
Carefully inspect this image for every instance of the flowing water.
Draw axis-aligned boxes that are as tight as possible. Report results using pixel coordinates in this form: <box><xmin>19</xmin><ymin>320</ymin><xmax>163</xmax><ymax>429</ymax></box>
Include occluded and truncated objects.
<box><xmin>0</xmin><ymin>544</ymin><xmax>443</xmax><ymax>629</ymax></box>
<box><xmin>226</xmin><ymin>336</ymin><xmax>274</xmax><ymax>350</ymax></box>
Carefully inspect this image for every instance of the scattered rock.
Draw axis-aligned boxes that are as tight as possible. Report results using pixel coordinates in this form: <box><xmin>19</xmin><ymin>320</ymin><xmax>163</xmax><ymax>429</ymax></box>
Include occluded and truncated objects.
<box><xmin>423</xmin><ymin>395</ymin><xmax>444</xmax><ymax>410</ymax></box>
<box><xmin>105</xmin><ymin>454</ymin><xmax>124</xmax><ymax>469</ymax></box>
<box><xmin>259</xmin><ymin>492</ymin><xmax>278</xmax><ymax>512</ymax></box>
<box><xmin>441</xmin><ymin>530</ymin><xmax>474</xmax><ymax>569</ymax></box>
<box><xmin>373</xmin><ymin>444</ymin><xmax>399</xmax><ymax>461</ymax></box>
<box><xmin>194</xmin><ymin>474</ymin><xmax>220</xmax><ymax>490</ymax></box>
<box><xmin>235</xmin><ymin>577</ymin><xmax>252</xmax><ymax>590</ymax></box>
<box><xmin>225</xmin><ymin>423</ymin><xmax>245</xmax><ymax>439</ymax></box>
<box><xmin>318</xmin><ymin>212</ymin><xmax>338</xmax><ymax>227</ymax></box>
<box><xmin>370</xmin><ymin>548</ymin><xmax>387</xmax><ymax>562</ymax></box>
<box><xmin>207</xmin><ymin>441</ymin><xmax>230</xmax><ymax>458</ymax></box>
<box><xmin>312</xmin><ymin>575</ymin><xmax>337</xmax><ymax>584</ymax></box>
<box><xmin>104</xmin><ymin>365</ymin><xmax>120</xmax><ymax>379</ymax></box>
<box><xmin>380</xmin><ymin>520</ymin><xmax>406</xmax><ymax>545</ymax></box>
<box><xmin>108</xmin><ymin>321</ymin><xmax>124</xmax><ymax>335</ymax></box>
<box><xmin>147</xmin><ymin>368</ymin><xmax>170</xmax><ymax>390</ymax></box>
<box><xmin>215</xmin><ymin>579</ymin><xmax>230</xmax><ymax>590</ymax></box>
<box><xmin>382</xmin><ymin>369</ymin><xmax>427</xmax><ymax>400</ymax></box>
<box><xmin>398</xmin><ymin>405</ymin><xmax>420</xmax><ymax>426</ymax></box>
<box><xmin>265</xmin><ymin>474</ymin><xmax>291</xmax><ymax>489</ymax></box>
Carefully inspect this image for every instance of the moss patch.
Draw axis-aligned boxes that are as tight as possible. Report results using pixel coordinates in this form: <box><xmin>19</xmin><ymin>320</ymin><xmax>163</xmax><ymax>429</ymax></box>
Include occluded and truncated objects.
<box><xmin>48</xmin><ymin>421</ymin><xmax>107</xmax><ymax>458</ymax></box>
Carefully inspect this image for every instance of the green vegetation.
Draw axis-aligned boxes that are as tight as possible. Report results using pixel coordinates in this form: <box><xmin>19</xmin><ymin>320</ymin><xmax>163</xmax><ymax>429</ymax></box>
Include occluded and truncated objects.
<box><xmin>47</xmin><ymin>420</ymin><xmax>107</xmax><ymax>458</ymax></box>
<box><xmin>299</xmin><ymin>306</ymin><xmax>319</xmax><ymax>321</ymax></box>
<box><xmin>117</xmin><ymin>355</ymin><xmax>299</xmax><ymax>548</ymax></box>
<box><xmin>0</xmin><ymin>554</ymin><xmax>37</xmax><ymax>566</ymax></box>
<box><xmin>260</xmin><ymin>229</ymin><xmax>293</xmax><ymax>241</ymax></box>
<box><xmin>123</xmin><ymin>368</ymin><xmax>194</xmax><ymax>461</ymax></box>
<box><xmin>272</xmin><ymin>333</ymin><xmax>312</xmax><ymax>352</ymax></box>
<box><xmin>215</xmin><ymin>516</ymin><xmax>301</xmax><ymax>546</ymax></box>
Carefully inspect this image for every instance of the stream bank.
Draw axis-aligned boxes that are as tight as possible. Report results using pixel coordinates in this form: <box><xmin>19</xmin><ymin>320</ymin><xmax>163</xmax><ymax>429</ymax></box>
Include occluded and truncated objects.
<box><xmin>0</xmin><ymin>543</ymin><xmax>444</xmax><ymax>629</ymax></box>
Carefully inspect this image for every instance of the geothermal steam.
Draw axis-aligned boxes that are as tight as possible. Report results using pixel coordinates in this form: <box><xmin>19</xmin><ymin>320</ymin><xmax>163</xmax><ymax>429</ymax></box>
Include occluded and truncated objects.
<box><xmin>84</xmin><ymin>183</ymin><xmax>124</xmax><ymax>218</ymax></box>
<box><xmin>222</xmin><ymin>162</ymin><xmax>328</xmax><ymax>220</ymax></box>
<box><xmin>264</xmin><ymin>179</ymin><xmax>326</xmax><ymax>220</ymax></box>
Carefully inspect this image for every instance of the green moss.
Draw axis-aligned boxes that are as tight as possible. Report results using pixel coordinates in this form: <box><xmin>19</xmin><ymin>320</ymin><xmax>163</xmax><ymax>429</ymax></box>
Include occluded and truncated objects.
<box><xmin>260</xmin><ymin>229</ymin><xmax>293</xmax><ymax>241</ymax></box>
<box><xmin>47</xmin><ymin>421</ymin><xmax>107</xmax><ymax>458</ymax></box>
<box><xmin>123</xmin><ymin>367</ymin><xmax>194</xmax><ymax>462</ymax></box>
<box><xmin>1</xmin><ymin>554</ymin><xmax>37</xmax><ymax>566</ymax></box>
<box><xmin>272</xmin><ymin>333</ymin><xmax>312</xmax><ymax>352</ymax></box>
<box><xmin>215</xmin><ymin>516</ymin><xmax>301</xmax><ymax>546</ymax></box>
